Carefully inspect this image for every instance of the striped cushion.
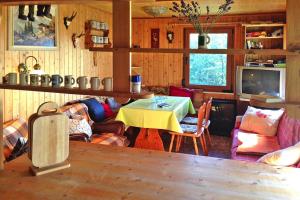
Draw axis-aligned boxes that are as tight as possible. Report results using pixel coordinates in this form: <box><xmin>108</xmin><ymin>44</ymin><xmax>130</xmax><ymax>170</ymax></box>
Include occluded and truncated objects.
<box><xmin>181</xmin><ymin>117</ymin><xmax>198</xmax><ymax>124</ymax></box>
<box><xmin>3</xmin><ymin>118</ymin><xmax>28</xmax><ymax>159</ymax></box>
<box><xmin>91</xmin><ymin>133</ymin><xmax>129</xmax><ymax>147</ymax></box>
<box><xmin>180</xmin><ymin>124</ymin><xmax>197</xmax><ymax>133</ymax></box>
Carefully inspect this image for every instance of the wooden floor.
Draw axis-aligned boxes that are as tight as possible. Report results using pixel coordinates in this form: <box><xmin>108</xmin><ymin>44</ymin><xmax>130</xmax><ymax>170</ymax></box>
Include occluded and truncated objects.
<box><xmin>1</xmin><ymin>142</ymin><xmax>299</xmax><ymax>200</ymax></box>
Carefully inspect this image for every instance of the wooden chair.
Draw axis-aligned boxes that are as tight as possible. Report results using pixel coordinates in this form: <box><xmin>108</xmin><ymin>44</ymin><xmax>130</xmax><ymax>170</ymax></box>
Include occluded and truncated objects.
<box><xmin>181</xmin><ymin>97</ymin><xmax>213</xmax><ymax>145</ymax></box>
<box><xmin>169</xmin><ymin>103</ymin><xmax>208</xmax><ymax>156</ymax></box>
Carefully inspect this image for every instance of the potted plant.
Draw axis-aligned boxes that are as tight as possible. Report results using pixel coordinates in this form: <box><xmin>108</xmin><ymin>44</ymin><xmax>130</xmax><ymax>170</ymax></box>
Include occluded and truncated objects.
<box><xmin>170</xmin><ymin>0</ymin><xmax>234</xmax><ymax>49</ymax></box>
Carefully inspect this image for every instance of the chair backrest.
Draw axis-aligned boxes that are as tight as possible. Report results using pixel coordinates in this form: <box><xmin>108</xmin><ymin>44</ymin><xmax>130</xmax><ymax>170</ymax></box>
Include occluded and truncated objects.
<box><xmin>205</xmin><ymin>97</ymin><xmax>213</xmax><ymax>122</ymax></box>
<box><xmin>197</xmin><ymin>102</ymin><xmax>206</xmax><ymax>131</ymax></box>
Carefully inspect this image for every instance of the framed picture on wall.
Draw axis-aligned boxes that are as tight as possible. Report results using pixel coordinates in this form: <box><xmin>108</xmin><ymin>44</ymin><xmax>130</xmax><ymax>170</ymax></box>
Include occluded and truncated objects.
<box><xmin>8</xmin><ymin>5</ymin><xmax>59</xmax><ymax>50</ymax></box>
<box><xmin>151</xmin><ymin>28</ymin><xmax>159</xmax><ymax>48</ymax></box>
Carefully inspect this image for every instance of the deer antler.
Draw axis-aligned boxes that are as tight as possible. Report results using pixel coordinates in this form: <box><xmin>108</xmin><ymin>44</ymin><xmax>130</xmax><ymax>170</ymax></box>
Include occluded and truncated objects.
<box><xmin>69</xmin><ymin>11</ymin><xmax>77</xmax><ymax>21</ymax></box>
<box><xmin>76</xmin><ymin>31</ymin><xmax>86</xmax><ymax>38</ymax></box>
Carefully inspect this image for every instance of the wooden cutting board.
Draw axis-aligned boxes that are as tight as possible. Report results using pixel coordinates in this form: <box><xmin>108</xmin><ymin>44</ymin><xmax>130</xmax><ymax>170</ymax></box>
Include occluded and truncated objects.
<box><xmin>28</xmin><ymin>102</ymin><xmax>70</xmax><ymax>171</ymax></box>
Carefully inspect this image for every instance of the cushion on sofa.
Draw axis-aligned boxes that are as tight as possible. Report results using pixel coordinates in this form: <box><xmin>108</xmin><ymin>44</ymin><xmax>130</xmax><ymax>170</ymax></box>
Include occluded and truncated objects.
<box><xmin>80</xmin><ymin>98</ymin><xmax>106</xmax><ymax>123</ymax></box>
<box><xmin>277</xmin><ymin>113</ymin><xmax>300</xmax><ymax>149</ymax></box>
<box><xmin>69</xmin><ymin>115</ymin><xmax>92</xmax><ymax>138</ymax></box>
<box><xmin>91</xmin><ymin>133</ymin><xmax>129</xmax><ymax>146</ymax></box>
<box><xmin>102</xmin><ymin>103</ymin><xmax>114</xmax><ymax>118</ymax></box>
<box><xmin>236</xmin><ymin>131</ymin><xmax>280</xmax><ymax>155</ymax></box>
<box><xmin>169</xmin><ymin>86</ymin><xmax>194</xmax><ymax>99</ymax></box>
<box><xmin>231</xmin><ymin>129</ymin><xmax>269</xmax><ymax>162</ymax></box>
<box><xmin>3</xmin><ymin>118</ymin><xmax>28</xmax><ymax>159</ymax></box>
<box><xmin>257</xmin><ymin>142</ymin><xmax>300</xmax><ymax>166</ymax></box>
<box><xmin>60</xmin><ymin>103</ymin><xmax>93</xmax><ymax>125</ymax></box>
<box><xmin>240</xmin><ymin>106</ymin><xmax>284</xmax><ymax>136</ymax></box>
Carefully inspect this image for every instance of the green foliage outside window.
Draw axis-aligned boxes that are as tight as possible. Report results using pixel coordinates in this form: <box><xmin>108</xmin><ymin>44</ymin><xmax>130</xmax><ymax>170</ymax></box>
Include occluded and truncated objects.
<box><xmin>189</xmin><ymin>33</ymin><xmax>228</xmax><ymax>86</ymax></box>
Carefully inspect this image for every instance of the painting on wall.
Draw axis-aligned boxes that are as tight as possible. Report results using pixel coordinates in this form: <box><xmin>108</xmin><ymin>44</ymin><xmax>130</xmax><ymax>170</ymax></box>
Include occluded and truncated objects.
<box><xmin>8</xmin><ymin>5</ymin><xmax>59</xmax><ymax>50</ymax></box>
<box><xmin>151</xmin><ymin>28</ymin><xmax>159</xmax><ymax>48</ymax></box>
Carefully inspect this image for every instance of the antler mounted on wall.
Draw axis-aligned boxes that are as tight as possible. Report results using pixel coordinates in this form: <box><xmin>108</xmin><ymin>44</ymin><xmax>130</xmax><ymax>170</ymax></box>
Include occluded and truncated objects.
<box><xmin>72</xmin><ymin>31</ymin><xmax>85</xmax><ymax>48</ymax></box>
<box><xmin>64</xmin><ymin>11</ymin><xmax>77</xmax><ymax>29</ymax></box>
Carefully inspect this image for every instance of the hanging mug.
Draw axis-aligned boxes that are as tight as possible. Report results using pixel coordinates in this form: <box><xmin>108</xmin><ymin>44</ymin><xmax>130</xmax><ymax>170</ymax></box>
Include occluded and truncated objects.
<box><xmin>77</xmin><ymin>76</ymin><xmax>88</xmax><ymax>89</ymax></box>
<box><xmin>102</xmin><ymin>77</ymin><xmax>112</xmax><ymax>92</ymax></box>
<box><xmin>41</xmin><ymin>74</ymin><xmax>52</xmax><ymax>87</ymax></box>
<box><xmin>64</xmin><ymin>75</ymin><xmax>75</xmax><ymax>88</ymax></box>
<box><xmin>51</xmin><ymin>74</ymin><xmax>63</xmax><ymax>88</ymax></box>
<box><xmin>30</xmin><ymin>74</ymin><xmax>41</xmax><ymax>86</ymax></box>
<box><xmin>90</xmin><ymin>77</ymin><xmax>100</xmax><ymax>90</ymax></box>
<box><xmin>19</xmin><ymin>73</ymin><xmax>29</xmax><ymax>86</ymax></box>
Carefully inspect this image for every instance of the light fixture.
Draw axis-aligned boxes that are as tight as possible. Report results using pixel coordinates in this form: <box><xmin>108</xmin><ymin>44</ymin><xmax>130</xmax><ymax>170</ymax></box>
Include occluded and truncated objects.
<box><xmin>143</xmin><ymin>6</ymin><xmax>168</xmax><ymax>17</ymax></box>
<box><xmin>18</xmin><ymin>56</ymin><xmax>45</xmax><ymax>75</ymax></box>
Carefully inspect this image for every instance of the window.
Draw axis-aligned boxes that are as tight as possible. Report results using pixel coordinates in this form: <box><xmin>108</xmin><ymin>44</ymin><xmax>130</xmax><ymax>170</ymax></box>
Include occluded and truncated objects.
<box><xmin>184</xmin><ymin>28</ymin><xmax>233</xmax><ymax>91</ymax></box>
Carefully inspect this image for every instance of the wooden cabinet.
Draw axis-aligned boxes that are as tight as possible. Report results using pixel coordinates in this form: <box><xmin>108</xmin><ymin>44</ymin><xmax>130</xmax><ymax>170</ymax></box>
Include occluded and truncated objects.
<box><xmin>243</xmin><ymin>23</ymin><xmax>286</xmax><ymax>67</ymax></box>
<box><xmin>85</xmin><ymin>20</ymin><xmax>111</xmax><ymax>49</ymax></box>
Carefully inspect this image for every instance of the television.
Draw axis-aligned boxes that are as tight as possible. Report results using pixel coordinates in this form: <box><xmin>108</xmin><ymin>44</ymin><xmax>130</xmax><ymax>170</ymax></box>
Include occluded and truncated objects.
<box><xmin>236</xmin><ymin>66</ymin><xmax>286</xmax><ymax>100</ymax></box>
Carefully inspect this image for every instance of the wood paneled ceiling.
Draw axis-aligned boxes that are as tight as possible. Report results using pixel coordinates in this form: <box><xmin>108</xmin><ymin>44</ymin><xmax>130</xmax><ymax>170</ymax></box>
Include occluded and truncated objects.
<box><xmin>89</xmin><ymin>0</ymin><xmax>286</xmax><ymax>18</ymax></box>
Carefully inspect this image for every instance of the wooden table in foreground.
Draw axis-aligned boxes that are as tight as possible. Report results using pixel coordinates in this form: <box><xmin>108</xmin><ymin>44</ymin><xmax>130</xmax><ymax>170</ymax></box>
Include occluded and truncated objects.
<box><xmin>0</xmin><ymin>142</ymin><xmax>299</xmax><ymax>200</ymax></box>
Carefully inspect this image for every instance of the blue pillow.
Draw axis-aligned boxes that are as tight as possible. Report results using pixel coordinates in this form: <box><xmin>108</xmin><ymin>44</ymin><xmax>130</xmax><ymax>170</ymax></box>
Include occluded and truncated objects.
<box><xmin>80</xmin><ymin>98</ymin><xmax>105</xmax><ymax>122</ymax></box>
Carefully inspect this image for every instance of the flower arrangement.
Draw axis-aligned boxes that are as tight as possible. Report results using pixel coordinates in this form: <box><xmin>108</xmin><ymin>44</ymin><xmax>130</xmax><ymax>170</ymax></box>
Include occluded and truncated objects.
<box><xmin>170</xmin><ymin>0</ymin><xmax>234</xmax><ymax>35</ymax></box>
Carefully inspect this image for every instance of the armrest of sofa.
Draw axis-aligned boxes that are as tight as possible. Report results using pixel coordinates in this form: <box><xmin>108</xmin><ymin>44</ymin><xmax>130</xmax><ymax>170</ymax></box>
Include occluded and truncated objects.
<box><xmin>234</xmin><ymin>116</ymin><xmax>243</xmax><ymax>129</ymax></box>
<box><xmin>92</xmin><ymin>121</ymin><xmax>125</xmax><ymax>136</ymax></box>
<box><xmin>69</xmin><ymin>133</ymin><xmax>91</xmax><ymax>142</ymax></box>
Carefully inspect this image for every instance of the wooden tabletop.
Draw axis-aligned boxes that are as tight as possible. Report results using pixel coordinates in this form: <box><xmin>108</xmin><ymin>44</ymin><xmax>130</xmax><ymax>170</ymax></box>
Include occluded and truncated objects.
<box><xmin>0</xmin><ymin>142</ymin><xmax>299</xmax><ymax>200</ymax></box>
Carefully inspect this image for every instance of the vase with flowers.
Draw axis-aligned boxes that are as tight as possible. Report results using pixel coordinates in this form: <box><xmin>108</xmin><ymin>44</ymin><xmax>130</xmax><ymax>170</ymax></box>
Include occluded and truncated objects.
<box><xmin>170</xmin><ymin>0</ymin><xmax>234</xmax><ymax>49</ymax></box>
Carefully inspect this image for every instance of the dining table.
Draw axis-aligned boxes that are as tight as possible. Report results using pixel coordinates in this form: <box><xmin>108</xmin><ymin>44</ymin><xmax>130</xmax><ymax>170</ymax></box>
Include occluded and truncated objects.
<box><xmin>115</xmin><ymin>96</ymin><xmax>196</xmax><ymax>151</ymax></box>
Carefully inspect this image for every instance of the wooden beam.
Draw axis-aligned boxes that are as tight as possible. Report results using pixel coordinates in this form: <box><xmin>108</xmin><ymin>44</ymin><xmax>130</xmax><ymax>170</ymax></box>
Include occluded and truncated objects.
<box><xmin>113</xmin><ymin>0</ymin><xmax>131</xmax><ymax>92</ymax></box>
<box><xmin>286</xmin><ymin>0</ymin><xmax>300</xmax><ymax>107</ymax></box>
<box><xmin>0</xmin><ymin>96</ymin><xmax>3</xmax><ymax>170</ymax></box>
<box><xmin>0</xmin><ymin>84</ymin><xmax>154</xmax><ymax>99</ymax></box>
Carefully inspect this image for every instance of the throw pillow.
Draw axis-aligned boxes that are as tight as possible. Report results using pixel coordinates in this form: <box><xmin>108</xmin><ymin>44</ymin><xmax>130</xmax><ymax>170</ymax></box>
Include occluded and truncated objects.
<box><xmin>240</xmin><ymin>106</ymin><xmax>284</xmax><ymax>136</ymax></box>
<box><xmin>257</xmin><ymin>142</ymin><xmax>300</xmax><ymax>166</ymax></box>
<box><xmin>80</xmin><ymin>98</ymin><xmax>105</xmax><ymax>122</ymax></box>
<box><xmin>169</xmin><ymin>86</ymin><xmax>194</xmax><ymax>99</ymax></box>
<box><xmin>106</xmin><ymin>97</ymin><xmax>121</xmax><ymax>112</ymax></box>
<box><xmin>69</xmin><ymin>116</ymin><xmax>92</xmax><ymax>138</ymax></box>
<box><xmin>102</xmin><ymin>103</ymin><xmax>114</xmax><ymax>118</ymax></box>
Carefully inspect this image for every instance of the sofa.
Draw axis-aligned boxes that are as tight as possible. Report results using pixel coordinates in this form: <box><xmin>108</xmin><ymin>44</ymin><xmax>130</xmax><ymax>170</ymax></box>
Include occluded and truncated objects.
<box><xmin>231</xmin><ymin>111</ymin><xmax>300</xmax><ymax>168</ymax></box>
<box><xmin>60</xmin><ymin>97</ymin><xmax>128</xmax><ymax>146</ymax></box>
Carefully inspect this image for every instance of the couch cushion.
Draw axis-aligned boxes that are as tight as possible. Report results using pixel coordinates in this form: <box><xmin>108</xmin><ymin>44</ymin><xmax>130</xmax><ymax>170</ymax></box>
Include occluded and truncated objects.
<box><xmin>60</xmin><ymin>103</ymin><xmax>93</xmax><ymax>125</ymax></box>
<box><xmin>236</xmin><ymin>131</ymin><xmax>280</xmax><ymax>156</ymax></box>
<box><xmin>169</xmin><ymin>86</ymin><xmax>194</xmax><ymax>99</ymax></box>
<box><xmin>80</xmin><ymin>98</ymin><xmax>106</xmax><ymax>123</ymax></box>
<box><xmin>240</xmin><ymin>106</ymin><xmax>284</xmax><ymax>136</ymax></box>
<box><xmin>257</xmin><ymin>142</ymin><xmax>300</xmax><ymax>166</ymax></box>
<box><xmin>69</xmin><ymin>115</ymin><xmax>92</xmax><ymax>138</ymax></box>
<box><xmin>3</xmin><ymin>118</ymin><xmax>28</xmax><ymax>159</ymax></box>
<box><xmin>91</xmin><ymin>133</ymin><xmax>129</xmax><ymax>146</ymax></box>
<box><xmin>231</xmin><ymin>129</ymin><xmax>260</xmax><ymax>162</ymax></box>
<box><xmin>277</xmin><ymin>113</ymin><xmax>300</xmax><ymax>149</ymax></box>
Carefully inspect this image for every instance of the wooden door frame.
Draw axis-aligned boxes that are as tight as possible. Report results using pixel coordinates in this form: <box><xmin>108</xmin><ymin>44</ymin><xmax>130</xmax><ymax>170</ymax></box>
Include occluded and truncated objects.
<box><xmin>183</xmin><ymin>27</ymin><xmax>234</xmax><ymax>92</ymax></box>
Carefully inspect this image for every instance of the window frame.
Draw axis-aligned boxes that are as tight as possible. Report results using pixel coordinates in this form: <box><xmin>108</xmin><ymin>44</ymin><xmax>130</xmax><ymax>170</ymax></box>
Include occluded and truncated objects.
<box><xmin>184</xmin><ymin>27</ymin><xmax>234</xmax><ymax>92</ymax></box>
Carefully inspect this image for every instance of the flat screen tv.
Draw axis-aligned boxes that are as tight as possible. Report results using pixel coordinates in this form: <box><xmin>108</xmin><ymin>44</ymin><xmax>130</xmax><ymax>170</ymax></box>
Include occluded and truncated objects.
<box><xmin>236</xmin><ymin>66</ymin><xmax>286</xmax><ymax>100</ymax></box>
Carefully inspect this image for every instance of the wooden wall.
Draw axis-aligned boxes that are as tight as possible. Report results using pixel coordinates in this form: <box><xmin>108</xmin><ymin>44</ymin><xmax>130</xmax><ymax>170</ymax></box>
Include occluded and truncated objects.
<box><xmin>131</xmin><ymin>13</ymin><xmax>286</xmax><ymax>88</ymax></box>
<box><xmin>0</xmin><ymin>4</ymin><xmax>112</xmax><ymax>122</ymax></box>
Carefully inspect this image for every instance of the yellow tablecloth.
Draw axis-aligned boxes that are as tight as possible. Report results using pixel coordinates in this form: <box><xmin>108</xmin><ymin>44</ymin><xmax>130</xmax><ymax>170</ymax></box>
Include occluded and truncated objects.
<box><xmin>116</xmin><ymin>96</ymin><xmax>196</xmax><ymax>133</ymax></box>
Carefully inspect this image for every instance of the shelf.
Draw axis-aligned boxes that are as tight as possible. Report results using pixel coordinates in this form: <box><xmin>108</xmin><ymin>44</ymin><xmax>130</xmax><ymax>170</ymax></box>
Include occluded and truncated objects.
<box><xmin>89</xmin><ymin>47</ymin><xmax>300</xmax><ymax>56</ymax></box>
<box><xmin>246</xmin><ymin>36</ymin><xmax>283</xmax><ymax>39</ymax></box>
<box><xmin>242</xmin><ymin>23</ymin><xmax>286</xmax><ymax>28</ymax></box>
<box><xmin>0</xmin><ymin>84</ymin><xmax>154</xmax><ymax>99</ymax></box>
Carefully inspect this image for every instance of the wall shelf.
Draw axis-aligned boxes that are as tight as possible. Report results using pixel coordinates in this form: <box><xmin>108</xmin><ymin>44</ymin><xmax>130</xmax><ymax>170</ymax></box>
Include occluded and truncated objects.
<box><xmin>89</xmin><ymin>47</ymin><xmax>300</xmax><ymax>56</ymax></box>
<box><xmin>0</xmin><ymin>84</ymin><xmax>154</xmax><ymax>99</ymax></box>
